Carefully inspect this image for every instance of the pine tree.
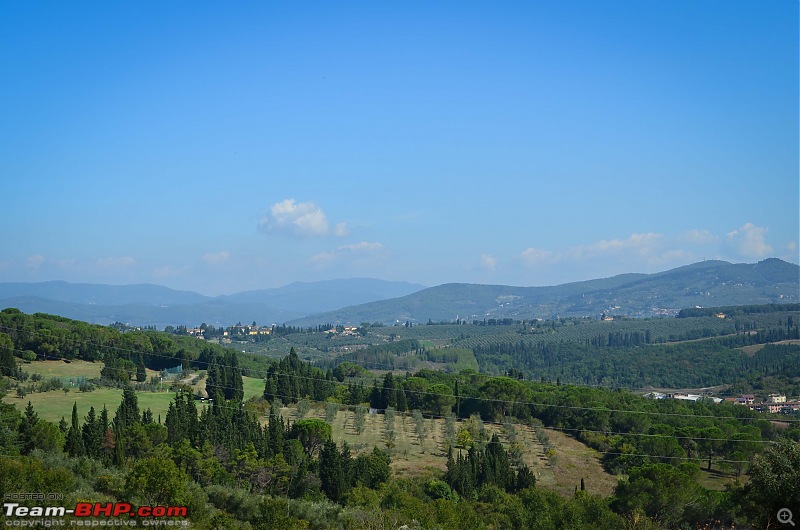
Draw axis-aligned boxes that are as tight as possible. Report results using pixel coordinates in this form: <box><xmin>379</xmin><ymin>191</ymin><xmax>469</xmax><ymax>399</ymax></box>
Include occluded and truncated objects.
<box><xmin>515</xmin><ymin>463</ymin><xmax>535</xmax><ymax>491</ymax></box>
<box><xmin>115</xmin><ymin>386</ymin><xmax>140</xmax><ymax>430</ymax></box>
<box><xmin>19</xmin><ymin>401</ymin><xmax>39</xmax><ymax>455</ymax></box>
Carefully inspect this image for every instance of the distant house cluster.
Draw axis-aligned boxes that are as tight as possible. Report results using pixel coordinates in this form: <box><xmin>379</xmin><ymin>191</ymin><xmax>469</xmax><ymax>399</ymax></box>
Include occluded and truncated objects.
<box><xmin>644</xmin><ymin>392</ymin><xmax>723</xmax><ymax>404</ymax></box>
<box><xmin>722</xmin><ymin>393</ymin><xmax>800</xmax><ymax>415</ymax></box>
<box><xmin>181</xmin><ymin>323</ymin><xmax>272</xmax><ymax>341</ymax></box>
<box><xmin>644</xmin><ymin>391</ymin><xmax>800</xmax><ymax>415</ymax></box>
<box><xmin>225</xmin><ymin>324</ymin><xmax>272</xmax><ymax>338</ymax></box>
<box><xmin>324</xmin><ymin>325</ymin><xmax>360</xmax><ymax>336</ymax></box>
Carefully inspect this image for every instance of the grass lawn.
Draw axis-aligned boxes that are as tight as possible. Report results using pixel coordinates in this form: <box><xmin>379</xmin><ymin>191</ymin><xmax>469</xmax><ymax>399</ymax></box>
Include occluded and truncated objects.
<box><xmin>242</xmin><ymin>376</ymin><xmax>264</xmax><ymax>401</ymax></box>
<box><xmin>3</xmin><ymin>387</ymin><xmax>175</xmax><ymax>423</ymax></box>
<box><xmin>697</xmin><ymin>467</ymin><xmax>747</xmax><ymax>491</ymax></box>
<box><xmin>23</xmin><ymin>360</ymin><xmax>103</xmax><ymax>380</ymax></box>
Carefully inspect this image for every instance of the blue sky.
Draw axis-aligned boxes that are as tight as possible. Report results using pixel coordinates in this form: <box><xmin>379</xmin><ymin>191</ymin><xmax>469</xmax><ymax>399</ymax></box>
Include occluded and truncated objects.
<box><xmin>1</xmin><ymin>1</ymin><xmax>797</xmax><ymax>295</ymax></box>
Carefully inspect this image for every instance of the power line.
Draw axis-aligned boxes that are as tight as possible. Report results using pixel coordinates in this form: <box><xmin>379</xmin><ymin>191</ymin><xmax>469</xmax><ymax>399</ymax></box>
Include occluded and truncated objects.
<box><xmin>1</xmin><ymin>348</ymin><xmax>786</xmax><ymax>448</ymax></box>
<box><xmin>3</xmin><ymin>324</ymin><xmax>799</xmax><ymax>425</ymax></box>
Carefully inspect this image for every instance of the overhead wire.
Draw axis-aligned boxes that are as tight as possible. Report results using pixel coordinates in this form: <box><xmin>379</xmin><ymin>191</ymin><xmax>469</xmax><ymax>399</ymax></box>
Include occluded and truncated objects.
<box><xmin>2</xmin><ymin>324</ymin><xmax>799</xmax><ymax>427</ymax></box>
<box><xmin>1</xmin><ymin>378</ymin><xmax>760</xmax><ymax>466</ymax></box>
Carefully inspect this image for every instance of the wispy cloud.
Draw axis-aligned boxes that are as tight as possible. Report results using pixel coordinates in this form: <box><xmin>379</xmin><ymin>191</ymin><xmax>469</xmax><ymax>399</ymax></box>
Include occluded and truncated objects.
<box><xmin>25</xmin><ymin>255</ymin><xmax>44</xmax><ymax>271</ymax></box>
<box><xmin>726</xmin><ymin>223</ymin><xmax>773</xmax><ymax>258</ymax></box>
<box><xmin>259</xmin><ymin>199</ymin><xmax>347</xmax><ymax>238</ymax></box>
<box><xmin>97</xmin><ymin>256</ymin><xmax>136</xmax><ymax>268</ymax></box>
<box><xmin>480</xmin><ymin>254</ymin><xmax>498</xmax><ymax>272</ymax></box>
<box><xmin>521</xmin><ymin>233</ymin><xmax>665</xmax><ymax>269</ymax></box>
<box><xmin>153</xmin><ymin>265</ymin><xmax>190</xmax><ymax>278</ymax></box>
<box><xmin>202</xmin><ymin>251</ymin><xmax>230</xmax><ymax>265</ymax></box>
<box><xmin>516</xmin><ymin>224</ymin><xmax>781</xmax><ymax>279</ymax></box>
<box><xmin>520</xmin><ymin>247</ymin><xmax>556</xmax><ymax>267</ymax></box>
<box><xmin>310</xmin><ymin>241</ymin><xmax>385</xmax><ymax>267</ymax></box>
<box><xmin>572</xmin><ymin>233</ymin><xmax>663</xmax><ymax>259</ymax></box>
<box><xmin>678</xmin><ymin>229</ymin><xmax>718</xmax><ymax>245</ymax></box>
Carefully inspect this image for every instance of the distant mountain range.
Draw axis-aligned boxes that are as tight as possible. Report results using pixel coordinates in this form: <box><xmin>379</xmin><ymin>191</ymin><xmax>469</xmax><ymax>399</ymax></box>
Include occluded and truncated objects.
<box><xmin>288</xmin><ymin>258</ymin><xmax>800</xmax><ymax>326</ymax></box>
<box><xmin>0</xmin><ymin>259</ymin><xmax>797</xmax><ymax>328</ymax></box>
<box><xmin>0</xmin><ymin>278</ymin><xmax>426</xmax><ymax>328</ymax></box>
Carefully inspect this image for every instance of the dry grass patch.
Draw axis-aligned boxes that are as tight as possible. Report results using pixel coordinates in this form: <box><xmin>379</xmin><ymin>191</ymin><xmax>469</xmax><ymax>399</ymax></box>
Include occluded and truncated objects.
<box><xmin>266</xmin><ymin>404</ymin><xmax>618</xmax><ymax>497</ymax></box>
<box><xmin>23</xmin><ymin>360</ymin><xmax>103</xmax><ymax>379</ymax></box>
<box><xmin>533</xmin><ymin>428</ymin><xmax>618</xmax><ymax>497</ymax></box>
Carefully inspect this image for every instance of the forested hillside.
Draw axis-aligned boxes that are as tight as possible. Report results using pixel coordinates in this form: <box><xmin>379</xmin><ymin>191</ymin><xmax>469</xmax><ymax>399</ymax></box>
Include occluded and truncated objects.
<box><xmin>0</xmin><ymin>307</ymin><xmax>799</xmax><ymax>527</ymax></box>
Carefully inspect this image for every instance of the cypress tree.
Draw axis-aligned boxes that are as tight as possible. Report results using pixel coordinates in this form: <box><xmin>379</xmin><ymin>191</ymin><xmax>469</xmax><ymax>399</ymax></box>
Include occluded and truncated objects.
<box><xmin>381</xmin><ymin>373</ymin><xmax>397</xmax><ymax>409</ymax></box>
<box><xmin>267</xmin><ymin>403</ymin><xmax>285</xmax><ymax>457</ymax></box>
<box><xmin>82</xmin><ymin>406</ymin><xmax>101</xmax><ymax>458</ymax></box>
<box><xmin>115</xmin><ymin>386</ymin><xmax>140</xmax><ymax>430</ymax></box>
<box><xmin>136</xmin><ymin>354</ymin><xmax>147</xmax><ymax>382</ymax></box>
<box><xmin>65</xmin><ymin>402</ymin><xmax>85</xmax><ymax>457</ymax></box>
<box><xmin>319</xmin><ymin>439</ymin><xmax>349</xmax><ymax>503</ymax></box>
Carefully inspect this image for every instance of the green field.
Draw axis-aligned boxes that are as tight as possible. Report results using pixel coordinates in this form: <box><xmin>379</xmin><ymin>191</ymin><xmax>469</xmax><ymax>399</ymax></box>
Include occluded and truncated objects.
<box><xmin>4</xmin><ymin>387</ymin><xmax>174</xmax><ymax>423</ymax></box>
<box><xmin>24</xmin><ymin>359</ymin><xmax>103</xmax><ymax>380</ymax></box>
<box><xmin>242</xmin><ymin>375</ymin><xmax>264</xmax><ymax>400</ymax></box>
<box><xmin>4</xmin><ymin>360</ymin><xmax>266</xmax><ymax>423</ymax></box>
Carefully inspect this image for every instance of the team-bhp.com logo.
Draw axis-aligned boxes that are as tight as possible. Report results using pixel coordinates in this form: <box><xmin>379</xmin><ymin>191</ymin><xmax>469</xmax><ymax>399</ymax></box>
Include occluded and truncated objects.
<box><xmin>4</xmin><ymin>502</ymin><xmax>188</xmax><ymax>526</ymax></box>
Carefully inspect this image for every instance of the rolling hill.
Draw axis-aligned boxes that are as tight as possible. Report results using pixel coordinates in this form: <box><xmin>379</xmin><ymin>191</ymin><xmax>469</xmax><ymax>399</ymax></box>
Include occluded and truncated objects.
<box><xmin>289</xmin><ymin>258</ymin><xmax>800</xmax><ymax>325</ymax></box>
<box><xmin>0</xmin><ymin>278</ymin><xmax>425</xmax><ymax>328</ymax></box>
<box><xmin>1</xmin><ymin>259</ymin><xmax>796</xmax><ymax>328</ymax></box>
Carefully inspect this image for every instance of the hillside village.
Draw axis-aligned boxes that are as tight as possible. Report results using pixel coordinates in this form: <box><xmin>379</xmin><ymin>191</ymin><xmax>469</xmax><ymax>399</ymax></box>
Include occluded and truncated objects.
<box><xmin>644</xmin><ymin>391</ymin><xmax>800</xmax><ymax>415</ymax></box>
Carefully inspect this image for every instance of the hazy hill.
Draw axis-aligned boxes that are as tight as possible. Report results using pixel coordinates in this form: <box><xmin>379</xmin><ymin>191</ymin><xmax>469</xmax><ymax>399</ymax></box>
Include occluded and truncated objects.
<box><xmin>0</xmin><ymin>280</ymin><xmax>210</xmax><ymax>306</ymax></box>
<box><xmin>219</xmin><ymin>278</ymin><xmax>425</xmax><ymax>315</ymax></box>
<box><xmin>289</xmin><ymin>258</ymin><xmax>800</xmax><ymax>325</ymax></box>
<box><xmin>1</xmin><ymin>260</ymin><xmax>796</xmax><ymax>328</ymax></box>
<box><xmin>0</xmin><ymin>278</ymin><xmax>425</xmax><ymax>328</ymax></box>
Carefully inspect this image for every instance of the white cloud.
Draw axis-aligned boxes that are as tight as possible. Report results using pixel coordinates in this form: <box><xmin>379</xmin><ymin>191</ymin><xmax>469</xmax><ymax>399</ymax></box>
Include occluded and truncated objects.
<box><xmin>97</xmin><ymin>256</ymin><xmax>136</xmax><ymax>268</ymax></box>
<box><xmin>202</xmin><ymin>251</ymin><xmax>230</xmax><ymax>265</ymax></box>
<box><xmin>57</xmin><ymin>259</ymin><xmax>76</xmax><ymax>268</ymax></box>
<box><xmin>25</xmin><ymin>255</ymin><xmax>44</xmax><ymax>271</ymax></box>
<box><xmin>726</xmin><ymin>223</ymin><xmax>773</xmax><ymax>258</ymax></box>
<box><xmin>480</xmin><ymin>254</ymin><xmax>498</xmax><ymax>272</ymax></box>
<box><xmin>259</xmin><ymin>199</ymin><xmax>348</xmax><ymax>238</ymax></box>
